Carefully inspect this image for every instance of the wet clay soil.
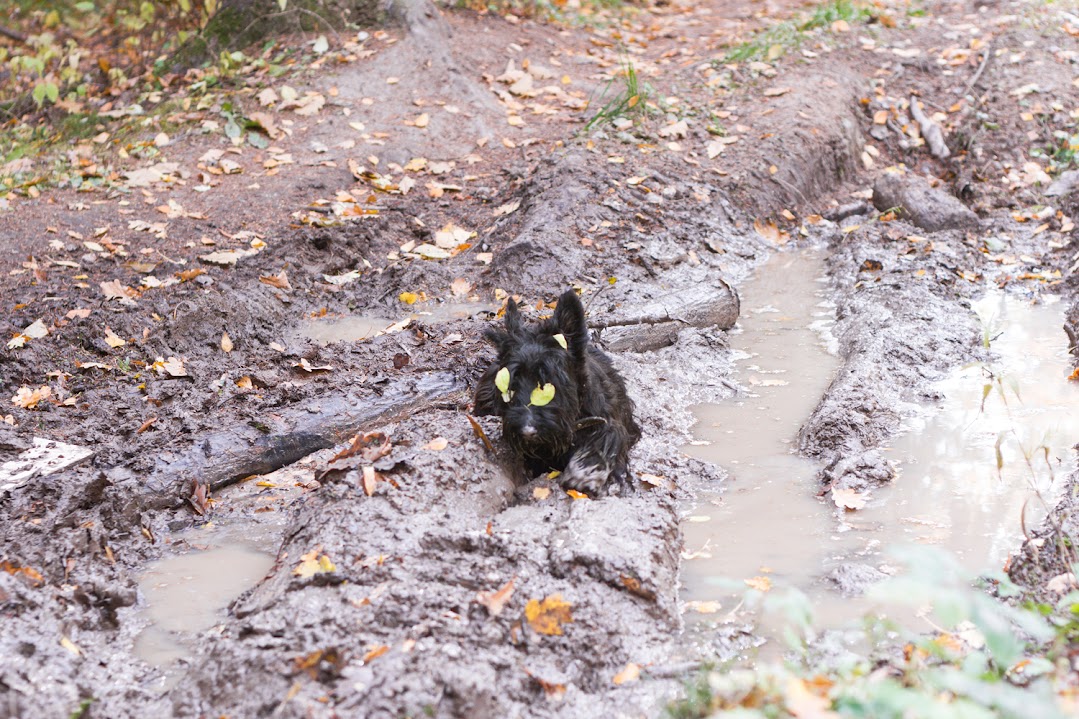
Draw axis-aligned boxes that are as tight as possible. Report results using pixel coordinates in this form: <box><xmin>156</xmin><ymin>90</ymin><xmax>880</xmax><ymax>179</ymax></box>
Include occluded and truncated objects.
<box><xmin>2</xmin><ymin>0</ymin><xmax>1079</xmax><ymax>716</ymax></box>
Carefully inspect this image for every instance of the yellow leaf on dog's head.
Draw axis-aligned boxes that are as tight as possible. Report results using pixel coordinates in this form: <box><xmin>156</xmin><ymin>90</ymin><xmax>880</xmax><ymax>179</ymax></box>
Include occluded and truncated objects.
<box><xmin>529</xmin><ymin>383</ymin><xmax>555</xmax><ymax>407</ymax></box>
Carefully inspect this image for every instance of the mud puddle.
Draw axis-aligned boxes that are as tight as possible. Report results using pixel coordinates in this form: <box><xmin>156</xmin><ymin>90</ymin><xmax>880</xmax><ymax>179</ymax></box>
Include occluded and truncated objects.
<box><xmin>870</xmin><ymin>292</ymin><xmax>1079</xmax><ymax>569</ymax></box>
<box><xmin>301</xmin><ymin>301</ymin><xmax>494</xmax><ymax>345</ymax></box>
<box><xmin>133</xmin><ymin>460</ymin><xmax>315</xmax><ymax>684</ymax></box>
<box><xmin>681</xmin><ymin>251</ymin><xmax>1079</xmax><ymax>649</ymax></box>
<box><xmin>679</xmin><ymin>248</ymin><xmax>843</xmax><ymax>625</ymax></box>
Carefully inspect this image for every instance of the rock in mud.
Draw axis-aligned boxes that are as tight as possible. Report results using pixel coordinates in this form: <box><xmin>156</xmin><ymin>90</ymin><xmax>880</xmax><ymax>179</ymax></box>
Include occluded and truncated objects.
<box><xmin>872</xmin><ymin>172</ymin><xmax>979</xmax><ymax>232</ymax></box>
<box><xmin>825</xmin><ymin>563</ymin><xmax>888</xmax><ymax>597</ymax></box>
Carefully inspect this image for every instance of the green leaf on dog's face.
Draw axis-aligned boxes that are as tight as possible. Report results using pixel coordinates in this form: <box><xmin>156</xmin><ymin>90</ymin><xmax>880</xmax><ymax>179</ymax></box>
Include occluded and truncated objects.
<box><xmin>553</xmin><ymin>333</ymin><xmax>567</xmax><ymax>350</ymax></box>
<box><xmin>495</xmin><ymin>367</ymin><xmax>511</xmax><ymax>402</ymax></box>
<box><xmin>530</xmin><ymin>383</ymin><xmax>556</xmax><ymax>407</ymax></box>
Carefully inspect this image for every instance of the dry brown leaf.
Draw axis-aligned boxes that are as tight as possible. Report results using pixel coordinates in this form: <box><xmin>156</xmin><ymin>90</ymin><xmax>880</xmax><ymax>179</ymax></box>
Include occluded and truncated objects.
<box><xmin>259</xmin><ymin>271</ymin><xmax>292</xmax><ymax>290</ymax></box>
<box><xmin>66</xmin><ymin>308</ymin><xmax>91</xmax><ymax>319</ymax></box>
<box><xmin>476</xmin><ymin>577</ymin><xmax>516</xmax><ymax>617</ymax></box>
<box><xmin>362</xmin><ymin>465</ymin><xmax>378</xmax><ymax>496</ymax></box>
<box><xmin>362</xmin><ymin>645</ymin><xmax>390</xmax><ymax>663</ymax></box>
<box><xmin>451</xmin><ymin>278</ymin><xmax>472</xmax><ymax>298</ymax></box>
<box><xmin>11</xmin><ymin>385</ymin><xmax>52</xmax><ymax>409</ymax></box>
<box><xmin>104</xmin><ymin>327</ymin><xmax>126</xmax><ymax>348</ymax></box>
<box><xmin>221</xmin><ymin>332</ymin><xmax>234</xmax><ymax>353</ymax></box>
<box><xmin>832</xmin><ymin>487</ymin><xmax>868</xmax><ymax>510</ymax></box>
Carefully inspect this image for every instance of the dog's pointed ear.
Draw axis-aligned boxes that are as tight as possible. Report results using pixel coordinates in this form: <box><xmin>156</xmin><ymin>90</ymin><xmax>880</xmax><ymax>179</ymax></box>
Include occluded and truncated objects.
<box><xmin>504</xmin><ymin>297</ymin><xmax>522</xmax><ymax>335</ymax></box>
<box><xmin>553</xmin><ymin>290</ymin><xmax>587</xmax><ymax>358</ymax></box>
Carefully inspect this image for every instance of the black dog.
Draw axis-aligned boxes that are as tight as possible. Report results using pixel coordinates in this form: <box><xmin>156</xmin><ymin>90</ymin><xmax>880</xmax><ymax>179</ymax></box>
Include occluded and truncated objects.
<box><xmin>474</xmin><ymin>290</ymin><xmax>641</xmax><ymax>495</ymax></box>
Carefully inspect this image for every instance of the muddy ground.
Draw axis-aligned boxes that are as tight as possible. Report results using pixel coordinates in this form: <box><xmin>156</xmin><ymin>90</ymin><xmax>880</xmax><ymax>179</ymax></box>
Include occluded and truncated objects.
<box><xmin>1</xmin><ymin>0</ymin><xmax>1078</xmax><ymax>716</ymax></box>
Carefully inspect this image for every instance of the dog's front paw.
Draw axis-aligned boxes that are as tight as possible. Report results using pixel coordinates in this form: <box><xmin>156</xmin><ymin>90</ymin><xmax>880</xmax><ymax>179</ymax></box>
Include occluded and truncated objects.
<box><xmin>561</xmin><ymin>453</ymin><xmax>611</xmax><ymax>496</ymax></box>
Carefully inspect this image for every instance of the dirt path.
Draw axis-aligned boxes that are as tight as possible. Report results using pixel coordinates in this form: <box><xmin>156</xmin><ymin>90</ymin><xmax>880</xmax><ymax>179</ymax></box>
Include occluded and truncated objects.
<box><xmin>1</xmin><ymin>0</ymin><xmax>1078</xmax><ymax>715</ymax></box>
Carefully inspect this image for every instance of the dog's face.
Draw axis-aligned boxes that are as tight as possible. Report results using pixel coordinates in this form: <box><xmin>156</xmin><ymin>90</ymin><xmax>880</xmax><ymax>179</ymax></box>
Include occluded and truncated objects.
<box><xmin>476</xmin><ymin>290</ymin><xmax>588</xmax><ymax>461</ymax></box>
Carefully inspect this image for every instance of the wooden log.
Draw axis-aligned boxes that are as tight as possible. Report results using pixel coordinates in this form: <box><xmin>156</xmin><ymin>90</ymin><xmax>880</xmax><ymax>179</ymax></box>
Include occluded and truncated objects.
<box><xmin>132</xmin><ymin>371</ymin><xmax>465</xmax><ymax>509</ymax></box>
<box><xmin>592</xmin><ymin>278</ymin><xmax>740</xmax><ymax>352</ymax></box>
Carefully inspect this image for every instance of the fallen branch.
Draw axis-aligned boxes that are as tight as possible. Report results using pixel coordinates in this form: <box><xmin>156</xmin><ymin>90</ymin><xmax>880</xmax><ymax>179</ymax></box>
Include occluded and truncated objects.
<box><xmin>591</xmin><ymin>279</ymin><xmax>740</xmax><ymax>352</ymax></box>
<box><xmin>909</xmin><ymin>95</ymin><xmax>950</xmax><ymax>160</ymax></box>
<box><xmin>129</xmin><ymin>371</ymin><xmax>466</xmax><ymax>510</ymax></box>
<box><xmin>0</xmin><ymin>26</ymin><xmax>28</xmax><ymax>44</ymax></box>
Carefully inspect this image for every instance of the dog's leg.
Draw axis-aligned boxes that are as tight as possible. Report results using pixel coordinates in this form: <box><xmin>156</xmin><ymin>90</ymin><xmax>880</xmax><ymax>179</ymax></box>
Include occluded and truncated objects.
<box><xmin>561</xmin><ymin>423</ymin><xmax>629</xmax><ymax>495</ymax></box>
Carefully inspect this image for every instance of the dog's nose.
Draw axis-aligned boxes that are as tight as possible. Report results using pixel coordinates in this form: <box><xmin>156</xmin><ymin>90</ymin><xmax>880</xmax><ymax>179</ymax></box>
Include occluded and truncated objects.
<box><xmin>521</xmin><ymin>424</ymin><xmax>537</xmax><ymax>437</ymax></box>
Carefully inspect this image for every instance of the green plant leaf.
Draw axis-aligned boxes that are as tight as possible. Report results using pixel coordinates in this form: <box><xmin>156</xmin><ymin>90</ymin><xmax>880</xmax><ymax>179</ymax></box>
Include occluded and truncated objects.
<box><xmin>495</xmin><ymin>367</ymin><xmax>512</xmax><ymax>402</ymax></box>
<box><xmin>530</xmin><ymin>383</ymin><xmax>555</xmax><ymax>407</ymax></box>
<box><xmin>553</xmin><ymin>333</ymin><xmax>567</xmax><ymax>349</ymax></box>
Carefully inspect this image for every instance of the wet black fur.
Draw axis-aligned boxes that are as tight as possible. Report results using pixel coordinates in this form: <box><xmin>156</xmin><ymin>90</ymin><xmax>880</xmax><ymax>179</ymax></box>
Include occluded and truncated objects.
<box><xmin>474</xmin><ymin>290</ymin><xmax>641</xmax><ymax>494</ymax></box>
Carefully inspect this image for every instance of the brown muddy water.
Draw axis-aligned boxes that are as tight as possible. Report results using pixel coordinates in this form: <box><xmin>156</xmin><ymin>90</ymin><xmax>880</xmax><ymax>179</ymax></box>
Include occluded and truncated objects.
<box><xmin>132</xmin><ymin>459</ymin><xmax>313</xmax><ymax>679</ymax></box>
<box><xmin>681</xmin><ymin>249</ymin><xmax>1079</xmax><ymax>648</ymax></box>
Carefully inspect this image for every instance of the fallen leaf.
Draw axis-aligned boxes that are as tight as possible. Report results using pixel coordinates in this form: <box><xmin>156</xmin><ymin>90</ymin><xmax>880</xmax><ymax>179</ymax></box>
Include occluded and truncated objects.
<box><xmin>100</xmin><ymin>279</ymin><xmax>137</xmax><ymax>304</ymax></box>
<box><xmin>22</xmin><ymin>319</ymin><xmax>48</xmax><ymax>340</ymax></box>
<box><xmin>613</xmin><ymin>663</ymin><xmax>641</xmax><ymax>685</ymax></box>
<box><xmin>60</xmin><ymin>637</ymin><xmax>81</xmax><ymax>657</ymax></box>
<box><xmin>221</xmin><ymin>332</ymin><xmax>234</xmax><ymax>353</ymax></box>
<box><xmin>259</xmin><ymin>271</ymin><xmax>292</xmax><ymax>290</ymax></box>
<box><xmin>764</xmin><ymin>86</ymin><xmax>792</xmax><ymax>97</ymax></box>
<box><xmin>153</xmin><ymin>356</ymin><xmax>188</xmax><ymax>377</ymax></box>
<box><xmin>451</xmin><ymin>277</ymin><xmax>472</xmax><ymax>298</ymax></box>
<box><xmin>425</xmin><ymin>437</ymin><xmax>449</xmax><ymax>451</ymax></box>
<box><xmin>293</xmin><ymin>549</ymin><xmax>336</xmax><ymax>578</ymax></box>
<box><xmin>11</xmin><ymin>385</ymin><xmax>52</xmax><ymax>409</ymax></box>
<box><xmin>362</xmin><ymin>645</ymin><xmax>389</xmax><ymax>663</ymax></box>
<box><xmin>66</xmin><ymin>308</ymin><xmax>92</xmax><ymax>319</ymax></box>
<box><xmin>362</xmin><ymin>465</ymin><xmax>379</xmax><ymax>496</ymax></box>
<box><xmin>399</xmin><ymin>291</ymin><xmax>420</xmax><ymax>305</ymax></box>
<box><xmin>533</xmin><ymin>486</ymin><xmax>552</xmax><ymax>500</ymax></box>
<box><xmin>566</xmin><ymin>489</ymin><xmax>589</xmax><ymax>500</ymax></box>
<box><xmin>477</xmin><ymin>577</ymin><xmax>516</xmax><ymax>616</ymax></box>
<box><xmin>832</xmin><ymin>487</ymin><xmax>868</xmax><ymax>510</ymax></box>
<box><xmin>744</xmin><ymin>576</ymin><xmax>772</xmax><ymax>592</ymax></box>
<box><xmin>684</xmin><ymin>600</ymin><xmax>723</xmax><ymax>614</ymax></box>
<box><xmin>493</xmin><ymin>199</ymin><xmax>521</xmax><ymax>217</ymax></box>
<box><xmin>295</xmin><ymin>358</ymin><xmax>334</xmax><ymax>372</ymax></box>
<box><xmin>104</xmin><ymin>327</ymin><xmax>126</xmax><ymax>348</ymax></box>
<box><xmin>199</xmin><ymin>248</ymin><xmax>260</xmax><ymax>266</ymax></box>
<box><xmin>525</xmin><ymin>594</ymin><xmax>574</xmax><ymax>635</ymax></box>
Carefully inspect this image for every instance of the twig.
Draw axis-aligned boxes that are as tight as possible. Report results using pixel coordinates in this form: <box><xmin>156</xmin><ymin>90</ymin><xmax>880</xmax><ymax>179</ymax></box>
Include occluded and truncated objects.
<box><xmin>0</xmin><ymin>26</ymin><xmax>28</xmax><ymax>44</ymax></box>
<box><xmin>909</xmin><ymin>96</ymin><xmax>950</xmax><ymax>160</ymax></box>
<box><xmin>961</xmin><ymin>40</ymin><xmax>993</xmax><ymax>99</ymax></box>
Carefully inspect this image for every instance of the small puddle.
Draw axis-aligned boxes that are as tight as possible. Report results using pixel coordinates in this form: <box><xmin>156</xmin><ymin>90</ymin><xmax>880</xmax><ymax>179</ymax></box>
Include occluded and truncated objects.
<box><xmin>680</xmin><ymin>250</ymin><xmax>1079</xmax><ymax>648</ymax></box>
<box><xmin>132</xmin><ymin>459</ymin><xmax>315</xmax><ymax>682</ymax></box>
<box><xmin>302</xmin><ymin>301</ymin><xmax>494</xmax><ymax>345</ymax></box>
<box><xmin>134</xmin><ymin>523</ymin><xmax>276</xmax><ymax>670</ymax></box>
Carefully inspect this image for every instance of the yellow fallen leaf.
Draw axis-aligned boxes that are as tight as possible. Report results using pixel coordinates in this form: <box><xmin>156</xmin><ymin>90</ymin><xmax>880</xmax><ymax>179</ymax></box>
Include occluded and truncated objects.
<box><xmin>745</xmin><ymin>576</ymin><xmax>772</xmax><ymax>592</ymax></box>
<box><xmin>399</xmin><ymin>291</ymin><xmax>420</xmax><ymax>305</ymax></box>
<box><xmin>525</xmin><ymin>594</ymin><xmax>574</xmax><ymax>635</ymax></box>
<box><xmin>613</xmin><ymin>662</ymin><xmax>641</xmax><ymax>685</ymax></box>
<box><xmin>566</xmin><ymin>489</ymin><xmax>589</xmax><ymax>500</ymax></box>
<box><xmin>293</xmin><ymin>549</ymin><xmax>336</xmax><ymax>578</ymax></box>
<box><xmin>685</xmin><ymin>600</ymin><xmax>723</xmax><ymax>614</ymax></box>
<box><xmin>221</xmin><ymin>332</ymin><xmax>233</xmax><ymax>353</ymax></box>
